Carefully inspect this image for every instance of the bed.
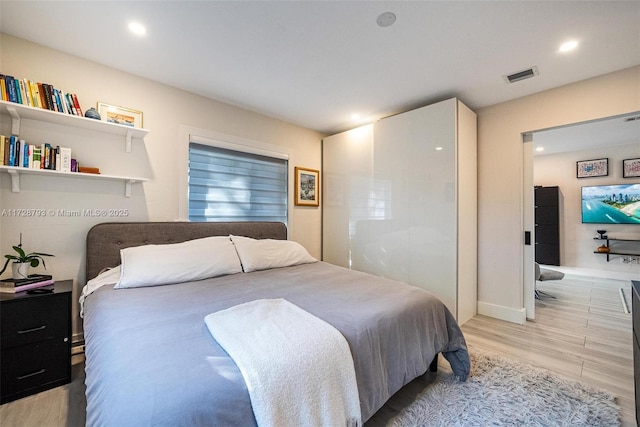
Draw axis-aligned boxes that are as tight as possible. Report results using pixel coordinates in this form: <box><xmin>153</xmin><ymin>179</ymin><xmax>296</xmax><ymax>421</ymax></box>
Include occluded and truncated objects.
<box><xmin>82</xmin><ymin>221</ymin><xmax>470</xmax><ymax>426</ymax></box>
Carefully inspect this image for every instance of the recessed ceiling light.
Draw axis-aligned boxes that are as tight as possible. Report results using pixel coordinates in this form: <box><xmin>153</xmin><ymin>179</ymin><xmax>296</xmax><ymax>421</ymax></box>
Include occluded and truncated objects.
<box><xmin>559</xmin><ymin>40</ymin><xmax>578</xmax><ymax>53</ymax></box>
<box><xmin>351</xmin><ymin>113</ymin><xmax>361</xmax><ymax>120</ymax></box>
<box><xmin>376</xmin><ymin>12</ymin><xmax>396</xmax><ymax>28</ymax></box>
<box><xmin>128</xmin><ymin>21</ymin><xmax>147</xmax><ymax>36</ymax></box>
<box><xmin>536</xmin><ymin>147</ymin><xmax>544</xmax><ymax>152</ymax></box>
<box><xmin>435</xmin><ymin>147</ymin><xmax>443</xmax><ymax>151</ymax></box>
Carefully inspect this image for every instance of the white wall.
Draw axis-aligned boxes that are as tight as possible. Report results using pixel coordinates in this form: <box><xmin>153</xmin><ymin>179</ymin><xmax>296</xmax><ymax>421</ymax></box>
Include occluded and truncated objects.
<box><xmin>534</xmin><ymin>143</ymin><xmax>640</xmax><ymax>274</ymax></box>
<box><xmin>477</xmin><ymin>66</ymin><xmax>640</xmax><ymax>323</ymax></box>
<box><xmin>0</xmin><ymin>34</ymin><xmax>323</xmax><ymax>340</ymax></box>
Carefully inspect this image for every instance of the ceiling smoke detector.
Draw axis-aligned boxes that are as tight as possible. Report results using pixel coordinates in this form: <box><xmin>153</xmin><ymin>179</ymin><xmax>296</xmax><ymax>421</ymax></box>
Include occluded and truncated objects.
<box><xmin>504</xmin><ymin>66</ymin><xmax>539</xmax><ymax>84</ymax></box>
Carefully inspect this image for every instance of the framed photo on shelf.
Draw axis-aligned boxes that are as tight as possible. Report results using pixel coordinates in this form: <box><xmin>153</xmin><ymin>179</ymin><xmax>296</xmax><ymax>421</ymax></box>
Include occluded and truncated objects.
<box><xmin>576</xmin><ymin>158</ymin><xmax>608</xmax><ymax>178</ymax></box>
<box><xmin>294</xmin><ymin>167</ymin><xmax>320</xmax><ymax>207</ymax></box>
<box><xmin>623</xmin><ymin>158</ymin><xmax>640</xmax><ymax>178</ymax></box>
<box><xmin>97</xmin><ymin>102</ymin><xmax>143</xmax><ymax>128</ymax></box>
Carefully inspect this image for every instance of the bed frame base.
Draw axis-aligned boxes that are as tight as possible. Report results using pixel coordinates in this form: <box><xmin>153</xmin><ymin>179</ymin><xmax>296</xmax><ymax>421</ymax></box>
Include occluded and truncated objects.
<box><xmin>429</xmin><ymin>353</ymin><xmax>438</xmax><ymax>372</ymax></box>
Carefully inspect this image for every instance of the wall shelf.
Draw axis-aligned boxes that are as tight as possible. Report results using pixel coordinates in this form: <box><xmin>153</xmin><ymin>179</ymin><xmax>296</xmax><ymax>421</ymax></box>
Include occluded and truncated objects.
<box><xmin>0</xmin><ymin>166</ymin><xmax>147</xmax><ymax>198</ymax></box>
<box><xmin>593</xmin><ymin>237</ymin><xmax>640</xmax><ymax>262</ymax></box>
<box><xmin>0</xmin><ymin>100</ymin><xmax>149</xmax><ymax>152</ymax></box>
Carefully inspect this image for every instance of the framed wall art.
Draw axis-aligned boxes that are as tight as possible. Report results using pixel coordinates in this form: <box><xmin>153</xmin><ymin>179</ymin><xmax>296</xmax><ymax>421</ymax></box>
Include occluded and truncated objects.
<box><xmin>576</xmin><ymin>158</ymin><xmax>608</xmax><ymax>178</ymax></box>
<box><xmin>97</xmin><ymin>102</ymin><xmax>143</xmax><ymax>128</ymax></box>
<box><xmin>294</xmin><ymin>167</ymin><xmax>320</xmax><ymax>207</ymax></box>
<box><xmin>623</xmin><ymin>158</ymin><xmax>640</xmax><ymax>178</ymax></box>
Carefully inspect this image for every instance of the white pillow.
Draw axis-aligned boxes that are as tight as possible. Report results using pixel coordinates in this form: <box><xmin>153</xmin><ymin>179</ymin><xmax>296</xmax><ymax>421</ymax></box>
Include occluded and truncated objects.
<box><xmin>230</xmin><ymin>235</ymin><xmax>317</xmax><ymax>272</ymax></box>
<box><xmin>115</xmin><ymin>236</ymin><xmax>242</xmax><ymax>289</ymax></box>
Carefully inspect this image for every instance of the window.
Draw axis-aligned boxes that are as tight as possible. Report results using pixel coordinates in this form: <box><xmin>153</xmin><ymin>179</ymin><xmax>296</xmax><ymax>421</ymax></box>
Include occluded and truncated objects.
<box><xmin>188</xmin><ymin>143</ymin><xmax>288</xmax><ymax>223</ymax></box>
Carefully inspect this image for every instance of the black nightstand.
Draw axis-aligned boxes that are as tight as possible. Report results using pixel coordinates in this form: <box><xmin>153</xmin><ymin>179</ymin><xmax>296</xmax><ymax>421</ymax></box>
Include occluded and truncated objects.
<box><xmin>1</xmin><ymin>279</ymin><xmax>72</xmax><ymax>404</ymax></box>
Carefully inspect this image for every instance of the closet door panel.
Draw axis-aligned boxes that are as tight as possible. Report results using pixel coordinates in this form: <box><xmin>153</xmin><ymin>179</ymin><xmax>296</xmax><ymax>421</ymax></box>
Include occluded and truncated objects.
<box><xmin>366</xmin><ymin>114</ymin><xmax>411</xmax><ymax>283</ymax></box>
<box><xmin>374</xmin><ymin>99</ymin><xmax>457</xmax><ymax>312</ymax></box>
<box><xmin>322</xmin><ymin>125</ymin><xmax>374</xmax><ymax>268</ymax></box>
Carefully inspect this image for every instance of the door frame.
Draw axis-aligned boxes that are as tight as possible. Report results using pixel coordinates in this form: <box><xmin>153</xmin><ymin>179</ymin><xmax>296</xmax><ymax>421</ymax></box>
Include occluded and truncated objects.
<box><xmin>523</xmin><ymin>133</ymin><xmax>535</xmax><ymax>319</ymax></box>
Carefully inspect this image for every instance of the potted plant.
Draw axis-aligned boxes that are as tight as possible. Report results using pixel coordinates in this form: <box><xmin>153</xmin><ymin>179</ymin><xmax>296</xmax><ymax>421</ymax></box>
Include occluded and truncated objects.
<box><xmin>0</xmin><ymin>234</ymin><xmax>54</xmax><ymax>279</ymax></box>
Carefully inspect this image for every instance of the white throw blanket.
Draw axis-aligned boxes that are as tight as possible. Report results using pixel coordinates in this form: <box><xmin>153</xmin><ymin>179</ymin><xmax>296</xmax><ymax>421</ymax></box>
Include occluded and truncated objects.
<box><xmin>204</xmin><ymin>299</ymin><xmax>361</xmax><ymax>427</ymax></box>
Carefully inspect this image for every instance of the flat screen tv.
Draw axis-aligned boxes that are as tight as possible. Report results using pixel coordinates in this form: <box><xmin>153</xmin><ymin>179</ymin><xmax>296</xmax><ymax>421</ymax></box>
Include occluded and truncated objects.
<box><xmin>581</xmin><ymin>184</ymin><xmax>640</xmax><ymax>224</ymax></box>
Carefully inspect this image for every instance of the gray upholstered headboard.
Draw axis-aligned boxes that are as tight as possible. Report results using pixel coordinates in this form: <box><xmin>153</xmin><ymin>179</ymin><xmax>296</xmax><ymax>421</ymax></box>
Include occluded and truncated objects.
<box><xmin>85</xmin><ymin>222</ymin><xmax>287</xmax><ymax>281</ymax></box>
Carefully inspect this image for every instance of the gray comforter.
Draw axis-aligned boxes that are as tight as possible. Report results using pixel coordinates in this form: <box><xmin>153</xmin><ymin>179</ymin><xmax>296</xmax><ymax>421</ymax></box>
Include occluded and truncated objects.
<box><xmin>83</xmin><ymin>261</ymin><xmax>469</xmax><ymax>426</ymax></box>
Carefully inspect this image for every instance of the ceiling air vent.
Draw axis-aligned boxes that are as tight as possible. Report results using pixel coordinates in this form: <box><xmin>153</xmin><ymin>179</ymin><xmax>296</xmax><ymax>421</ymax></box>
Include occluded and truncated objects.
<box><xmin>504</xmin><ymin>66</ymin><xmax>539</xmax><ymax>84</ymax></box>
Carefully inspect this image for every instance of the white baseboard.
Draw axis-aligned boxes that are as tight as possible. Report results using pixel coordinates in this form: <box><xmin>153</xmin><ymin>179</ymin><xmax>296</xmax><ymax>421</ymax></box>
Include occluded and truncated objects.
<box><xmin>477</xmin><ymin>301</ymin><xmax>527</xmax><ymax>325</ymax></box>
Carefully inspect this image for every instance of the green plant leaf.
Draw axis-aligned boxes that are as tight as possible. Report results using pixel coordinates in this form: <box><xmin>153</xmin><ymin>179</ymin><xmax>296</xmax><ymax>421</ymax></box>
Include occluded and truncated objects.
<box><xmin>13</xmin><ymin>246</ymin><xmax>26</xmax><ymax>259</ymax></box>
<box><xmin>28</xmin><ymin>252</ymin><xmax>55</xmax><ymax>257</ymax></box>
<box><xmin>0</xmin><ymin>258</ymin><xmax>11</xmax><ymax>276</ymax></box>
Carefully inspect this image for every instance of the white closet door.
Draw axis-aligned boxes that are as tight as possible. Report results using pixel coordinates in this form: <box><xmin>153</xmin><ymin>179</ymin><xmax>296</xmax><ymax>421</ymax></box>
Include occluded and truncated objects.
<box><xmin>374</xmin><ymin>99</ymin><xmax>458</xmax><ymax>313</ymax></box>
<box><xmin>322</xmin><ymin>98</ymin><xmax>477</xmax><ymax>323</ymax></box>
<box><xmin>322</xmin><ymin>124</ymin><xmax>374</xmax><ymax>268</ymax></box>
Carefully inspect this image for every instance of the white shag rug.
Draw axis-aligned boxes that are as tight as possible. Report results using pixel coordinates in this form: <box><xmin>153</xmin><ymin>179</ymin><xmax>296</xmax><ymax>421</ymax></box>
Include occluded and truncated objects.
<box><xmin>389</xmin><ymin>349</ymin><xmax>621</xmax><ymax>427</ymax></box>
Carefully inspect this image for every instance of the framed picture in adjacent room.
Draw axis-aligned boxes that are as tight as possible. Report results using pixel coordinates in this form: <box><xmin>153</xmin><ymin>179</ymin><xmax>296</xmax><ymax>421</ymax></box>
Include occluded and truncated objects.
<box><xmin>294</xmin><ymin>167</ymin><xmax>320</xmax><ymax>206</ymax></box>
<box><xmin>97</xmin><ymin>102</ymin><xmax>143</xmax><ymax>128</ymax></box>
<box><xmin>576</xmin><ymin>158</ymin><xmax>608</xmax><ymax>178</ymax></box>
<box><xmin>623</xmin><ymin>158</ymin><xmax>640</xmax><ymax>178</ymax></box>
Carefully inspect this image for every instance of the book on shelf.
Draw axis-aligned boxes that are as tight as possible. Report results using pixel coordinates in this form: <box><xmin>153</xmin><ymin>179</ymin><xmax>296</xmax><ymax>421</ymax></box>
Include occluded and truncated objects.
<box><xmin>32</xmin><ymin>147</ymin><xmax>41</xmax><ymax>168</ymax></box>
<box><xmin>49</xmin><ymin>85</ymin><xmax>58</xmax><ymax>112</ymax></box>
<box><xmin>0</xmin><ymin>135</ymin><xmax>5</xmax><ymax>166</ymax></box>
<box><xmin>18</xmin><ymin>139</ymin><xmax>27</xmax><ymax>168</ymax></box>
<box><xmin>0</xmin><ymin>137</ymin><xmax>70</xmax><ymax>171</ymax></box>
<box><xmin>5</xmin><ymin>75</ymin><xmax>17</xmax><ymax>103</ymax></box>
<box><xmin>3</xmin><ymin>135</ymin><xmax>9</xmax><ymax>166</ymax></box>
<box><xmin>42</xmin><ymin>83</ymin><xmax>53</xmax><ymax>110</ymax></box>
<box><xmin>44</xmin><ymin>143</ymin><xmax>50</xmax><ymax>169</ymax></box>
<box><xmin>8</xmin><ymin>135</ymin><xmax>17</xmax><ymax>166</ymax></box>
<box><xmin>30</xmin><ymin>80</ymin><xmax>41</xmax><ymax>108</ymax></box>
<box><xmin>63</xmin><ymin>92</ymin><xmax>74</xmax><ymax>115</ymax></box>
<box><xmin>71</xmin><ymin>93</ymin><xmax>83</xmax><ymax>116</ymax></box>
<box><xmin>0</xmin><ymin>75</ymin><xmax>6</xmax><ymax>101</ymax></box>
<box><xmin>59</xmin><ymin>146</ymin><xmax>71</xmax><ymax>172</ymax></box>
<box><xmin>0</xmin><ymin>73</ymin><xmax>84</xmax><ymax>117</ymax></box>
<box><xmin>0</xmin><ymin>274</ymin><xmax>54</xmax><ymax>294</ymax></box>
<box><xmin>14</xmin><ymin>79</ymin><xmax>22</xmax><ymax>104</ymax></box>
<box><xmin>21</xmin><ymin>78</ymin><xmax>32</xmax><ymax>107</ymax></box>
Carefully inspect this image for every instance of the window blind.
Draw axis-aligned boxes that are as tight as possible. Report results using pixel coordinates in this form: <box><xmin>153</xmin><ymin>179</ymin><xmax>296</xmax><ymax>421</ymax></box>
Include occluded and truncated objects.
<box><xmin>188</xmin><ymin>143</ymin><xmax>288</xmax><ymax>223</ymax></box>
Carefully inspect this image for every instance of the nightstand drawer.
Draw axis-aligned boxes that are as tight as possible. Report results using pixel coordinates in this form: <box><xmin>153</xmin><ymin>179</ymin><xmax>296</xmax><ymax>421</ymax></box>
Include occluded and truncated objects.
<box><xmin>1</xmin><ymin>338</ymin><xmax>71</xmax><ymax>401</ymax></box>
<box><xmin>1</xmin><ymin>293</ymin><xmax>70</xmax><ymax>349</ymax></box>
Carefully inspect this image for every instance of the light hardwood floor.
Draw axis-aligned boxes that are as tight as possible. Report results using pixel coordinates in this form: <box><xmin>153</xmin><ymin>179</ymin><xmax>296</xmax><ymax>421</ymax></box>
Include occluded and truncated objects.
<box><xmin>1</xmin><ymin>272</ymin><xmax>636</xmax><ymax>426</ymax></box>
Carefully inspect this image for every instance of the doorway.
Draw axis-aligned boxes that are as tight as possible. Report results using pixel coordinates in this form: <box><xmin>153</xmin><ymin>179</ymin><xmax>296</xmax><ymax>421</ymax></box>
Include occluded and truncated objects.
<box><xmin>523</xmin><ymin>112</ymin><xmax>640</xmax><ymax>320</ymax></box>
